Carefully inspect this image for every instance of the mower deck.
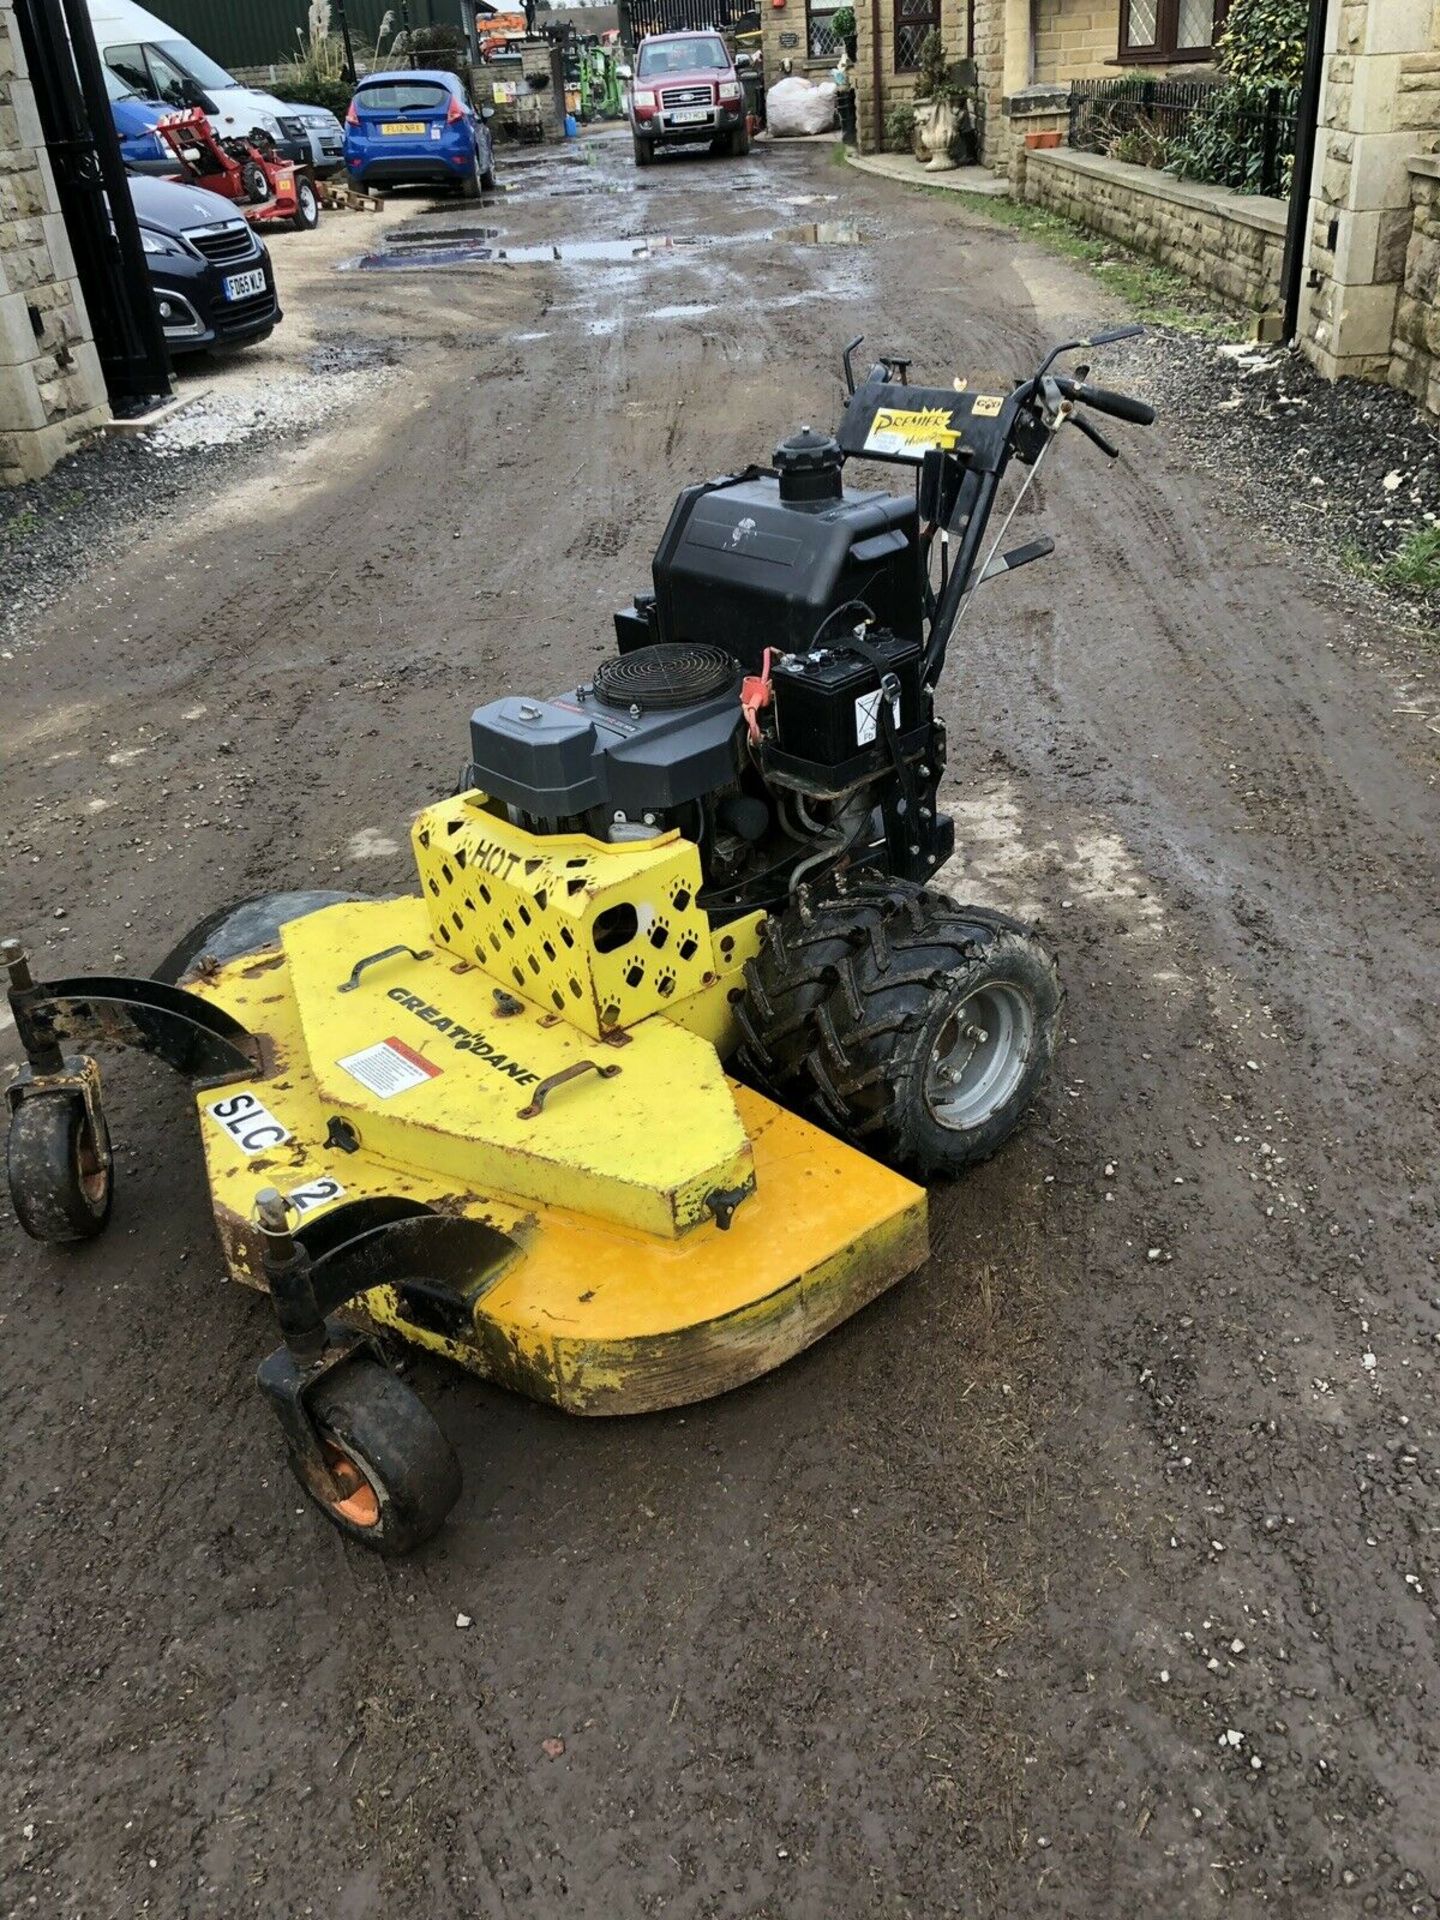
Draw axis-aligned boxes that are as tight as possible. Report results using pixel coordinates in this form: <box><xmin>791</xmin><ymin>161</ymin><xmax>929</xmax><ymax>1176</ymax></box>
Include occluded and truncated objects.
<box><xmin>193</xmin><ymin>900</ymin><xmax>928</xmax><ymax>1415</ymax></box>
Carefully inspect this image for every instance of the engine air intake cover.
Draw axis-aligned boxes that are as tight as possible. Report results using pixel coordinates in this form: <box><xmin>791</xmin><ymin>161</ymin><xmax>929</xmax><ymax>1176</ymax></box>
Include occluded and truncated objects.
<box><xmin>593</xmin><ymin>642</ymin><xmax>737</xmax><ymax>712</ymax></box>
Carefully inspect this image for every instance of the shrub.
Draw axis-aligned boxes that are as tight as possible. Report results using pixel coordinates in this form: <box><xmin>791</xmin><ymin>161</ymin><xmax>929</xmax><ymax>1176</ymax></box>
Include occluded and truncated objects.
<box><xmin>1109</xmin><ymin>114</ymin><xmax>1175</xmax><ymax>170</ymax></box>
<box><xmin>1167</xmin><ymin>0</ymin><xmax>1306</xmax><ymax>197</ymax></box>
<box><xmin>830</xmin><ymin>6</ymin><xmax>856</xmax><ymax>40</ymax></box>
<box><xmin>1215</xmin><ymin>0</ymin><xmax>1308</xmax><ymax>86</ymax></box>
<box><xmin>884</xmin><ymin>102</ymin><xmax>916</xmax><ymax>152</ymax></box>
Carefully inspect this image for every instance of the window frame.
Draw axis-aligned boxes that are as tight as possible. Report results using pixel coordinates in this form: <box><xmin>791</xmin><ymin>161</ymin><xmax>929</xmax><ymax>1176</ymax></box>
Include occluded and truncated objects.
<box><xmin>807</xmin><ymin>0</ymin><xmax>844</xmax><ymax>62</ymax></box>
<box><xmin>1116</xmin><ymin>0</ymin><xmax>1228</xmax><ymax>66</ymax></box>
<box><xmin>893</xmin><ymin>0</ymin><xmax>941</xmax><ymax>74</ymax></box>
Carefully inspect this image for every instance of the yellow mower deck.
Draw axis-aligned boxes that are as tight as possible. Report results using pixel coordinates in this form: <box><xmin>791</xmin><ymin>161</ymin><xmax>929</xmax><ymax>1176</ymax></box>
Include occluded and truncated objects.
<box><xmin>190</xmin><ymin>893</ymin><xmax>928</xmax><ymax>1415</ymax></box>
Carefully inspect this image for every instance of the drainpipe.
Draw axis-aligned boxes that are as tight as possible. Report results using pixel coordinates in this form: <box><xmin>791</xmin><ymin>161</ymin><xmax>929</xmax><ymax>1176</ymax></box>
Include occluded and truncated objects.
<box><xmin>871</xmin><ymin>0</ymin><xmax>883</xmax><ymax>152</ymax></box>
<box><xmin>1281</xmin><ymin>0</ymin><xmax>1330</xmax><ymax>345</ymax></box>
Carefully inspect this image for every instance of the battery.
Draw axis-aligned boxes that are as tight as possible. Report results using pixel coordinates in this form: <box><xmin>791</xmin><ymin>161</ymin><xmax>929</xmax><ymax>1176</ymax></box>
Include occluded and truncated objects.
<box><xmin>769</xmin><ymin>633</ymin><xmax>925</xmax><ymax>770</ymax></box>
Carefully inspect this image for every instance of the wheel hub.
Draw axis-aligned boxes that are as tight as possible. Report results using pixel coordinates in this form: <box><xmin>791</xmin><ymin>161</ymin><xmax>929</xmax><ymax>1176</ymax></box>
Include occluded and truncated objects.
<box><xmin>924</xmin><ymin>984</ymin><xmax>1034</xmax><ymax>1131</ymax></box>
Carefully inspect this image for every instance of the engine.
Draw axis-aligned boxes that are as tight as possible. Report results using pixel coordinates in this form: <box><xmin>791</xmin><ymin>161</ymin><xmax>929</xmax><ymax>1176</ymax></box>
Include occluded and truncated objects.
<box><xmin>465</xmin><ymin>430</ymin><xmax>953</xmax><ymax>918</ymax></box>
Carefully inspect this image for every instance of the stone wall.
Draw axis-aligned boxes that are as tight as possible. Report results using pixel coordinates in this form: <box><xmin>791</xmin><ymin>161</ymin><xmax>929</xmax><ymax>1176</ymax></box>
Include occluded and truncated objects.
<box><xmin>0</xmin><ymin>0</ymin><xmax>109</xmax><ymax>485</ymax></box>
<box><xmin>1032</xmin><ymin>0</ymin><xmax>1119</xmax><ymax>87</ymax></box>
<box><xmin>1389</xmin><ymin>155</ymin><xmax>1440</xmax><ymax>419</ymax></box>
<box><xmin>761</xmin><ymin>0</ymin><xmax>838</xmax><ymax>101</ymax></box>
<box><xmin>1024</xmin><ymin>145</ymin><xmax>1289</xmax><ymax>315</ymax></box>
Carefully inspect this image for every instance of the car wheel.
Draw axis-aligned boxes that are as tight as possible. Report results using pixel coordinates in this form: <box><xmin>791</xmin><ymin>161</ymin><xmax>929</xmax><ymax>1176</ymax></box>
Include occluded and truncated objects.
<box><xmin>633</xmin><ymin>132</ymin><xmax>653</xmax><ymax>167</ymax></box>
<box><xmin>459</xmin><ymin>150</ymin><xmax>483</xmax><ymax>199</ymax></box>
<box><xmin>731</xmin><ymin>119</ymin><xmax>752</xmax><ymax>157</ymax></box>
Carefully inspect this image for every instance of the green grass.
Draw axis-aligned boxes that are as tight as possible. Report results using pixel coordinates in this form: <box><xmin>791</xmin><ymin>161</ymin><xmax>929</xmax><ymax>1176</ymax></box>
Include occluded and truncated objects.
<box><xmin>843</xmin><ymin>152</ymin><xmax>1233</xmax><ymax>336</ymax></box>
<box><xmin>1378</xmin><ymin>525</ymin><xmax>1440</xmax><ymax>595</ymax></box>
<box><xmin>0</xmin><ymin>508</ymin><xmax>39</xmax><ymax>544</ymax></box>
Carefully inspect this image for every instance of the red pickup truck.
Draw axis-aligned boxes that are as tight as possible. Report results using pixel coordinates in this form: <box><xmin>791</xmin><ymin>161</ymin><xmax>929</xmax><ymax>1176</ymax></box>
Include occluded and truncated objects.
<box><xmin>623</xmin><ymin>31</ymin><xmax>752</xmax><ymax>166</ymax></box>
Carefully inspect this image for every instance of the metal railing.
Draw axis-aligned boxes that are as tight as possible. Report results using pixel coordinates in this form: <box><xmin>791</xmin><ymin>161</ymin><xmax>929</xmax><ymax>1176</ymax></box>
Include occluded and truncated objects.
<box><xmin>1068</xmin><ymin>75</ymin><xmax>1300</xmax><ymax>199</ymax></box>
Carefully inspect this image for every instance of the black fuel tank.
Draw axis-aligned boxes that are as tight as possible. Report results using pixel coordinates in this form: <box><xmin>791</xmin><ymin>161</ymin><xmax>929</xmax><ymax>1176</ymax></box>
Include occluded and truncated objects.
<box><xmin>649</xmin><ymin>467</ymin><xmax>922</xmax><ymax>668</ymax></box>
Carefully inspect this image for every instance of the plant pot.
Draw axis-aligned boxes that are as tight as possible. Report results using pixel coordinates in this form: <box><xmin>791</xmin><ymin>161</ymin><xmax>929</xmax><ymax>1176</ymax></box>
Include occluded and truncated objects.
<box><xmin>1025</xmin><ymin>129</ymin><xmax>1061</xmax><ymax>150</ymax></box>
<box><xmin>918</xmin><ymin>96</ymin><xmax>958</xmax><ymax>171</ymax></box>
<box><xmin>844</xmin><ymin>33</ymin><xmax>857</xmax><ymax>60</ymax></box>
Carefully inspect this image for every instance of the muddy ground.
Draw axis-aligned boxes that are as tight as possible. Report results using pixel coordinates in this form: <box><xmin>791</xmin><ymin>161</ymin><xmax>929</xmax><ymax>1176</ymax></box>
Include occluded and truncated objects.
<box><xmin>3</xmin><ymin>131</ymin><xmax>1438</xmax><ymax>1919</ymax></box>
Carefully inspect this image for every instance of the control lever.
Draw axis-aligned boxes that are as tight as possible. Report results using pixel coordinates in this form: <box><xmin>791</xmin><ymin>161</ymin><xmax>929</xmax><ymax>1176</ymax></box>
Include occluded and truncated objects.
<box><xmin>1069</xmin><ymin>410</ymin><xmax>1120</xmax><ymax>459</ymax></box>
<box><xmin>978</xmin><ymin>535</ymin><xmax>1056</xmax><ymax>585</ymax></box>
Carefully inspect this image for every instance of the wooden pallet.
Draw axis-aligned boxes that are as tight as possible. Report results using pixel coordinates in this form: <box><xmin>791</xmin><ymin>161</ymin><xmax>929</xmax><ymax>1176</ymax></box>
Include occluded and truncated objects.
<box><xmin>318</xmin><ymin>179</ymin><xmax>385</xmax><ymax>213</ymax></box>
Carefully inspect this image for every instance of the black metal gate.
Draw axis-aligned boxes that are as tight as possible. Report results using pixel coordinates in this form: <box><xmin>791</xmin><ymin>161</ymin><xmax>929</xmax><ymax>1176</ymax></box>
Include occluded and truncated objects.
<box><xmin>619</xmin><ymin>0</ymin><xmax>753</xmax><ymax>46</ymax></box>
<box><xmin>12</xmin><ymin>0</ymin><xmax>172</xmax><ymax>414</ymax></box>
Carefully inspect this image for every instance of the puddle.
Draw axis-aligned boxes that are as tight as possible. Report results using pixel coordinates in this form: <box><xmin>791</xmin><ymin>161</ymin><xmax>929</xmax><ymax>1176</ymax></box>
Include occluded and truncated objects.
<box><xmin>350</xmin><ymin>235</ymin><xmax>674</xmax><ymax>270</ymax></box>
<box><xmin>769</xmin><ymin>221</ymin><xmax>862</xmax><ymax>244</ymax></box>
<box><xmin>346</xmin><ymin>220</ymin><xmax>862</xmax><ymax>275</ymax></box>
<box><xmin>649</xmin><ymin>301</ymin><xmax>718</xmax><ymax>321</ymax></box>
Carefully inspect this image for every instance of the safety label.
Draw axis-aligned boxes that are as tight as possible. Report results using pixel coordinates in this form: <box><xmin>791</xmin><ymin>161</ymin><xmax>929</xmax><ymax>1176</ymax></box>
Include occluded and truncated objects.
<box><xmin>855</xmin><ymin>688</ymin><xmax>901</xmax><ymax>746</ymax></box>
<box><xmin>337</xmin><ymin>1036</ymin><xmax>442</xmax><ymax>1098</ymax></box>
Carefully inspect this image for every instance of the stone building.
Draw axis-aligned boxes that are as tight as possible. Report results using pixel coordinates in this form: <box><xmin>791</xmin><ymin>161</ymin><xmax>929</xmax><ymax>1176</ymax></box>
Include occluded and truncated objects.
<box><xmin>852</xmin><ymin>0</ymin><xmax>1440</xmax><ymax>422</ymax></box>
<box><xmin>854</xmin><ymin>0</ymin><xmax>1232</xmax><ymax>164</ymax></box>
<box><xmin>0</xmin><ymin>0</ymin><xmax>109</xmax><ymax>486</ymax></box>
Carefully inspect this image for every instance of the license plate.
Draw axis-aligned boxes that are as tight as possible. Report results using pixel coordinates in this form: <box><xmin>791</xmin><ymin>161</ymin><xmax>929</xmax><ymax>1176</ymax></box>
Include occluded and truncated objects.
<box><xmin>224</xmin><ymin>268</ymin><xmax>266</xmax><ymax>301</ymax></box>
<box><xmin>670</xmin><ymin>107</ymin><xmax>709</xmax><ymax>124</ymax></box>
<box><xmin>381</xmin><ymin>120</ymin><xmax>425</xmax><ymax>135</ymax></box>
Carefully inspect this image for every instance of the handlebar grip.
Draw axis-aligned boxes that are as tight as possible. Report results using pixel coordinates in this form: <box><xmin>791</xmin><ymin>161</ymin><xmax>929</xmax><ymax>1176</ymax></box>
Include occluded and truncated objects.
<box><xmin>1073</xmin><ymin>383</ymin><xmax>1156</xmax><ymax>427</ymax></box>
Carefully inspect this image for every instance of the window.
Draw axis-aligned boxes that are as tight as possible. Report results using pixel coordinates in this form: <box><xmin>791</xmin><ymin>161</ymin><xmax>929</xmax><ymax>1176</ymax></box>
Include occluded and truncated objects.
<box><xmin>355</xmin><ymin>80</ymin><xmax>452</xmax><ymax>112</ymax></box>
<box><xmin>894</xmin><ymin>0</ymin><xmax>940</xmax><ymax>72</ymax></box>
<box><xmin>808</xmin><ymin>0</ymin><xmax>844</xmax><ymax>60</ymax></box>
<box><xmin>1118</xmin><ymin>0</ymin><xmax>1227</xmax><ymax>62</ymax></box>
<box><xmin>143</xmin><ymin>45</ymin><xmax>203</xmax><ymax>109</ymax></box>
<box><xmin>102</xmin><ymin>43</ymin><xmax>153</xmax><ymax>96</ymax></box>
<box><xmin>637</xmin><ymin>36</ymin><xmax>729</xmax><ymax>75</ymax></box>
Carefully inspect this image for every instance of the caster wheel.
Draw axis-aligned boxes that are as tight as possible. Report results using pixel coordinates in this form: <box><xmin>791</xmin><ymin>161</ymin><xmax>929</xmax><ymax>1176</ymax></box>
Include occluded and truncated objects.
<box><xmin>6</xmin><ymin>1093</ymin><xmax>112</xmax><ymax>1243</ymax></box>
<box><xmin>290</xmin><ymin>1359</ymin><xmax>461</xmax><ymax>1556</ymax></box>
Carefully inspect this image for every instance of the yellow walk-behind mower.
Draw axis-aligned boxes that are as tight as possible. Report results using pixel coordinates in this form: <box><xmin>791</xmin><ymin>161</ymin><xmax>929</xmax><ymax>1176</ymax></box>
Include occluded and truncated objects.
<box><xmin>4</xmin><ymin>330</ymin><xmax>1154</xmax><ymax>1554</ymax></box>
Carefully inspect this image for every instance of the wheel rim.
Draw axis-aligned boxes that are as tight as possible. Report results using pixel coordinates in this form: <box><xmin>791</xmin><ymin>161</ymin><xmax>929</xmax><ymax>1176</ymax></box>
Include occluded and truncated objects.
<box><xmin>300</xmin><ymin>182</ymin><xmax>316</xmax><ymax>221</ymax></box>
<box><xmin>924</xmin><ymin>983</ymin><xmax>1034</xmax><ymax>1131</ymax></box>
<box><xmin>320</xmin><ymin>1440</ymin><xmax>381</xmax><ymax>1527</ymax></box>
<box><xmin>74</xmin><ymin>1116</ymin><xmax>108</xmax><ymax>1211</ymax></box>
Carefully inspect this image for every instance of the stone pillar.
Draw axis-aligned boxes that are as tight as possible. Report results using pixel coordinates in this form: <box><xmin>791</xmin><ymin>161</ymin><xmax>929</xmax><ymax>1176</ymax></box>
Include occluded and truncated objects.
<box><xmin>1</xmin><ymin>0</ymin><xmax>110</xmax><ymax>486</ymax></box>
<box><xmin>1301</xmin><ymin>0</ymin><xmax>1440</xmax><ymax>382</ymax></box>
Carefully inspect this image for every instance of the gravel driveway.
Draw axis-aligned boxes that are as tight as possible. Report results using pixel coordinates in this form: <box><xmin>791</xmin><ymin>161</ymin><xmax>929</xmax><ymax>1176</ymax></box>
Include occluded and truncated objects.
<box><xmin>2</xmin><ymin>132</ymin><xmax>1437</xmax><ymax>1920</ymax></box>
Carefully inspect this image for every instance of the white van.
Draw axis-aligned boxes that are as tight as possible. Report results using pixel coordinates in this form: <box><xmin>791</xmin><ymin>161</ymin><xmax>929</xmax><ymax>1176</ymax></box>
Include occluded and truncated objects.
<box><xmin>87</xmin><ymin>0</ymin><xmax>344</xmax><ymax>172</ymax></box>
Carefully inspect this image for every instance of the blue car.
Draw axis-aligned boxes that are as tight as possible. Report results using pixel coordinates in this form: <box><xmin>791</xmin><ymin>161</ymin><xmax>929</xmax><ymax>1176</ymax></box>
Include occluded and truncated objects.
<box><xmin>343</xmin><ymin>69</ymin><xmax>496</xmax><ymax>198</ymax></box>
<box><xmin>104</xmin><ymin>62</ymin><xmax>173</xmax><ymax>172</ymax></box>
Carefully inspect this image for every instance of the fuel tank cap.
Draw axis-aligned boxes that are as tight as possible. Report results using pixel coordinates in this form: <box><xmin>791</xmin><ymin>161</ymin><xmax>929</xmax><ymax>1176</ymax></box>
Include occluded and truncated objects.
<box><xmin>774</xmin><ymin>426</ymin><xmax>844</xmax><ymax>504</ymax></box>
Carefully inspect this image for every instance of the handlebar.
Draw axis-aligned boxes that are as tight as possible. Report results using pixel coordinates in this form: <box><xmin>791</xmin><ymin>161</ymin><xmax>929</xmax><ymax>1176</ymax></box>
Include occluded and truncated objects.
<box><xmin>1058</xmin><ymin>379</ymin><xmax>1156</xmax><ymax>427</ymax></box>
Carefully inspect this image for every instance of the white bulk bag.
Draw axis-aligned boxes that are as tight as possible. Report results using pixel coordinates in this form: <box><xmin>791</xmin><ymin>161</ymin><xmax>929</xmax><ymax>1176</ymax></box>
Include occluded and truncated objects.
<box><xmin>766</xmin><ymin>74</ymin><xmax>838</xmax><ymax>137</ymax></box>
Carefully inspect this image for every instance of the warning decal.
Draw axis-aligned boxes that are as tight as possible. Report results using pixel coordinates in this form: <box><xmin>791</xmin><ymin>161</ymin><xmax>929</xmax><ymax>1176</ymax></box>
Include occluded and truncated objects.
<box><xmin>855</xmin><ymin>688</ymin><xmax>901</xmax><ymax>747</ymax></box>
<box><xmin>337</xmin><ymin>1036</ymin><xmax>442</xmax><ymax>1099</ymax></box>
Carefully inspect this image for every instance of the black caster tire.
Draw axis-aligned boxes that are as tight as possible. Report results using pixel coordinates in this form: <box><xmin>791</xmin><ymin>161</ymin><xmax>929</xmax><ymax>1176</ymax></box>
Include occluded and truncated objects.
<box><xmin>736</xmin><ymin>881</ymin><xmax>1062</xmax><ymax>1178</ymax></box>
<box><xmin>152</xmin><ymin>890</ymin><xmax>365</xmax><ymax>987</ymax></box>
<box><xmin>292</xmin><ymin>1359</ymin><xmax>461</xmax><ymax>1556</ymax></box>
<box><xmin>6</xmin><ymin>1094</ymin><xmax>112</xmax><ymax>1243</ymax></box>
